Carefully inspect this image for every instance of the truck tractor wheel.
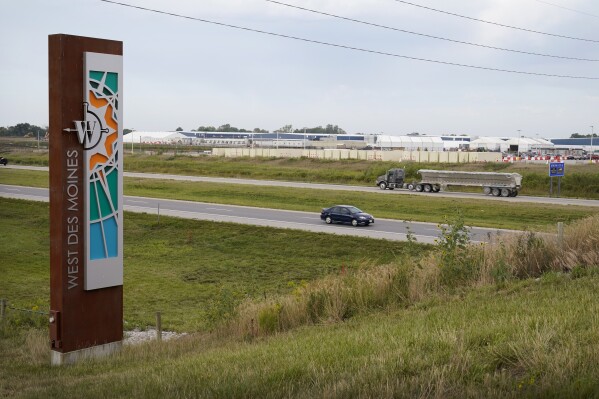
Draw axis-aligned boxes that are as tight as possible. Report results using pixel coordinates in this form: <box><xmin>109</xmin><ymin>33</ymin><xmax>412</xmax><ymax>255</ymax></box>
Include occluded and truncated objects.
<box><xmin>491</xmin><ymin>188</ymin><xmax>500</xmax><ymax>197</ymax></box>
<box><xmin>423</xmin><ymin>184</ymin><xmax>432</xmax><ymax>193</ymax></box>
<box><xmin>407</xmin><ymin>183</ymin><xmax>415</xmax><ymax>190</ymax></box>
<box><xmin>432</xmin><ymin>185</ymin><xmax>440</xmax><ymax>192</ymax></box>
<box><xmin>501</xmin><ymin>188</ymin><xmax>510</xmax><ymax>197</ymax></box>
<box><xmin>351</xmin><ymin>219</ymin><xmax>358</xmax><ymax>227</ymax></box>
<box><xmin>378</xmin><ymin>182</ymin><xmax>387</xmax><ymax>190</ymax></box>
<box><xmin>325</xmin><ymin>216</ymin><xmax>332</xmax><ymax>224</ymax></box>
<box><xmin>483</xmin><ymin>187</ymin><xmax>491</xmax><ymax>195</ymax></box>
<box><xmin>415</xmin><ymin>184</ymin><xmax>424</xmax><ymax>192</ymax></box>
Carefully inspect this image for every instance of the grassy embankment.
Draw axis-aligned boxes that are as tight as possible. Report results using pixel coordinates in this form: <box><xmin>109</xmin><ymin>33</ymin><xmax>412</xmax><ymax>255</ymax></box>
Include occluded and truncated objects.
<box><xmin>2</xmin><ymin>147</ymin><xmax>599</xmax><ymax>198</ymax></box>
<box><xmin>2</xmin><ymin>198</ymin><xmax>599</xmax><ymax>397</ymax></box>
<box><xmin>0</xmin><ymin>167</ymin><xmax>597</xmax><ymax>231</ymax></box>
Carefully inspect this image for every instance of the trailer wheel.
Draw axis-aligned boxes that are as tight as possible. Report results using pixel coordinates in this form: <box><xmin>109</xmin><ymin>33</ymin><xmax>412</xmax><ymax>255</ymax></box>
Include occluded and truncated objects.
<box><xmin>415</xmin><ymin>184</ymin><xmax>424</xmax><ymax>192</ymax></box>
<box><xmin>483</xmin><ymin>187</ymin><xmax>491</xmax><ymax>195</ymax></box>
<box><xmin>432</xmin><ymin>185</ymin><xmax>440</xmax><ymax>192</ymax></box>
<box><xmin>378</xmin><ymin>182</ymin><xmax>387</xmax><ymax>190</ymax></box>
<box><xmin>501</xmin><ymin>188</ymin><xmax>510</xmax><ymax>197</ymax></box>
<box><xmin>423</xmin><ymin>184</ymin><xmax>432</xmax><ymax>193</ymax></box>
<box><xmin>512</xmin><ymin>190</ymin><xmax>519</xmax><ymax>197</ymax></box>
<box><xmin>491</xmin><ymin>188</ymin><xmax>500</xmax><ymax>197</ymax></box>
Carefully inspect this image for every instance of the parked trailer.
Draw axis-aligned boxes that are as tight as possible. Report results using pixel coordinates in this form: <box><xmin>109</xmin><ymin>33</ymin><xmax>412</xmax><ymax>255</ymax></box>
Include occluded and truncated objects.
<box><xmin>376</xmin><ymin>168</ymin><xmax>522</xmax><ymax>197</ymax></box>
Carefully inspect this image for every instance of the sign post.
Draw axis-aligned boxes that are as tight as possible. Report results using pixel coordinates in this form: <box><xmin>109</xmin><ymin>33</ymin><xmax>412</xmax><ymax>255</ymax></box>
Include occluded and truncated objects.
<box><xmin>49</xmin><ymin>34</ymin><xmax>124</xmax><ymax>365</ymax></box>
<box><xmin>549</xmin><ymin>162</ymin><xmax>565</xmax><ymax>197</ymax></box>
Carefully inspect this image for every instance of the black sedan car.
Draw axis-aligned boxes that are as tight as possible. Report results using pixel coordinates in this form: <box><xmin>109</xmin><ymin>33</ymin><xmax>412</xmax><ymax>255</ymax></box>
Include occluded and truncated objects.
<box><xmin>320</xmin><ymin>205</ymin><xmax>375</xmax><ymax>227</ymax></box>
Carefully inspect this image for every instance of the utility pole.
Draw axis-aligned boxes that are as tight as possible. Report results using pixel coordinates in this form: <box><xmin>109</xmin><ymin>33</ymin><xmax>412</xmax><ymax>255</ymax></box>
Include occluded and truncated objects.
<box><xmin>303</xmin><ymin>128</ymin><xmax>306</xmax><ymax>150</ymax></box>
<box><xmin>517</xmin><ymin>129</ymin><xmax>521</xmax><ymax>158</ymax></box>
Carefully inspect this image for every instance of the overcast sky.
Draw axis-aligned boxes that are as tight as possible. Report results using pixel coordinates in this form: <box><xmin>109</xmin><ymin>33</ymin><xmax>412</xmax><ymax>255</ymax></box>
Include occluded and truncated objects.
<box><xmin>1</xmin><ymin>0</ymin><xmax>598</xmax><ymax>138</ymax></box>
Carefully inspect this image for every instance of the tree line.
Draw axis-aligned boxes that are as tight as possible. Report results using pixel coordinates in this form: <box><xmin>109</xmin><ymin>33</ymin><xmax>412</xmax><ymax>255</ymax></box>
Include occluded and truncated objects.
<box><xmin>181</xmin><ymin>123</ymin><xmax>347</xmax><ymax>134</ymax></box>
<box><xmin>5</xmin><ymin>122</ymin><xmax>591</xmax><ymax>139</ymax></box>
<box><xmin>273</xmin><ymin>124</ymin><xmax>347</xmax><ymax>134</ymax></box>
<box><xmin>0</xmin><ymin>123</ymin><xmax>47</xmax><ymax>137</ymax></box>
<box><xmin>0</xmin><ymin>122</ymin><xmax>348</xmax><ymax>137</ymax></box>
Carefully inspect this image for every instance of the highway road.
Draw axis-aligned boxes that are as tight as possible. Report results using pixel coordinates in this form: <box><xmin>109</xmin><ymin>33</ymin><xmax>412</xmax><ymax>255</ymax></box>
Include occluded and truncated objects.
<box><xmin>5</xmin><ymin>165</ymin><xmax>599</xmax><ymax>207</ymax></box>
<box><xmin>0</xmin><ymin>184</ymin><xmax>515</xmax><ymax>244</ymax></box>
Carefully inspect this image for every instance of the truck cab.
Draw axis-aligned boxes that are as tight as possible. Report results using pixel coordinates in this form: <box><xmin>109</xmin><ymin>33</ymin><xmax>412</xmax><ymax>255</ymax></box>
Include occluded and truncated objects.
<box><xmin>376</xmin><ymin>168</ymin><xmax>405</xmax><ymax>190</ymax></box>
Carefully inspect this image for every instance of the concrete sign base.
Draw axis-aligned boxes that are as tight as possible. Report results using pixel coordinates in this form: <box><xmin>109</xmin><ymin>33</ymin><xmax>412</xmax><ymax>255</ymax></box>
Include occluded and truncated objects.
<box><xmin>51</xmin><ymin>341</ymin><xmax>122</xmax><ymax>366</ymax></box>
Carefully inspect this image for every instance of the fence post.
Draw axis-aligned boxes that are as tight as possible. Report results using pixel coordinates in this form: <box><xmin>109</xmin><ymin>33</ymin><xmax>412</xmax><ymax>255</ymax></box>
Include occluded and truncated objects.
<box><xmin>557</xmin><ymin>222</ymin><xmax>564</xmax><ymax>249</ymax></box>
<box><xmin>156</xmin><ymin>311</ymin><xmax>162</xmax><ymax>342</ymax></box>
<box><xmin>0</xmin><ymin>299</ymin><xmax>6</xmax><ymax>321</ymax></box>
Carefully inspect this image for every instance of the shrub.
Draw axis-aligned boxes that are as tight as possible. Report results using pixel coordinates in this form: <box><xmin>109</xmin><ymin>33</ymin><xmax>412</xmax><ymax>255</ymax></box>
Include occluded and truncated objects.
<box><xmin>258</xmin><ymin>303</ymin><xmax>281</xmax><ymax>334</ymax></box>
<box><xmin>436</xmin><ymin>212</ymin><xmax>478</xmax><ymax>287</ymax></box>
<box><xmin>205</xmin><ymin>286</ymin><xmax>243</xmax><ymax>327</ymax></box>
<box><xmin>306</xmin><ymin>291</ymin><xmax>328</xmax><ymax>323</ymax></box>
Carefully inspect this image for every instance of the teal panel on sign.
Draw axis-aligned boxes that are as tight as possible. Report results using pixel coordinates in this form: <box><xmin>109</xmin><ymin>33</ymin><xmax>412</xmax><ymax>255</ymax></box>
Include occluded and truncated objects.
<box><xmin>90</xmin><ymin>222</ymin><xmax>105</xmax><ymax>260</ymax></box>
<box><xmin>95</xmin><ymin>180</ymin><xmax>112</xmax><ymax>218</ymax></box>
<box><xmin>89</xmin><ymin>181</ymin><xmax>99</xmax><ymax>221</ymax></box>
<box><xmin>104</xmin><ymin>216</ymin><xmax>118</xmax><ymax>257</ymax></box>
<box><xmin>107</xmin><ymin>167</ymin><xmax>118</xmax><ymax>211</ymax></box>
<box><xmin>89</xmin><ymin>70</ymin><xmax>104</xmax><ymax>82</ymax></box>
<box><xmin>105</xmin><ymin>72</ymin><xmax>118</xmax><ymax>93</ymax></box>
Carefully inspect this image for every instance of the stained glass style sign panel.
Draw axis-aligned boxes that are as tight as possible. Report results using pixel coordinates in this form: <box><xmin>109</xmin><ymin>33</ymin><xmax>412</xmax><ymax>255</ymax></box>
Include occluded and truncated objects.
<box><xmin>83</xmin><ymin>52</ymin><xmax>123</xmax><ymax>290</ymax></box>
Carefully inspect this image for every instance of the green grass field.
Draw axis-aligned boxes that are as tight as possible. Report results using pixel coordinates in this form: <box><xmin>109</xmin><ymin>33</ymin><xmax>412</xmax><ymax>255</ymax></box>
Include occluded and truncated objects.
<box><xmin>1</xmin><ymin>168</ymin><xmax>597</xmax><ymax>231</ymax></box>
<box><xmin>2</xmin><ymin>197</ymin><xmax>599</xmax><ymax>397</ymax></box>
<box><xmin>0</xmin><ymin>198</ymin><xmax>418</xmax><ymax>331</ymax></box>
<box><xmin>3</xmin><ymin>264</ymin><xmax>599</xmax><ymax>397</ymax></box>
<box><xmin>2</xmin><ymin>147</ymin><xmax>599</xmax><ymax>397</ymax></box>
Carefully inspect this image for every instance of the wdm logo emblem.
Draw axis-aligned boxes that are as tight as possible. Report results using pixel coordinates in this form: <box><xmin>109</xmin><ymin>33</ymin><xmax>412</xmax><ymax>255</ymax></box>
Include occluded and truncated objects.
<box><xmin>64</xmin><ymin>102</ymin><xmax>109</xmax><ymax>150</ymax></box>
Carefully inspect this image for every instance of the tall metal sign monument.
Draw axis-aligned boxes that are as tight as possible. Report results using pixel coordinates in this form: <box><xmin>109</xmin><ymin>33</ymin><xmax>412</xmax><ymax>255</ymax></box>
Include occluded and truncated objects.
<box><xmin>49</xmin><ymin>34</ymin><xmax>124</xmax><ymax>365</ymax></box>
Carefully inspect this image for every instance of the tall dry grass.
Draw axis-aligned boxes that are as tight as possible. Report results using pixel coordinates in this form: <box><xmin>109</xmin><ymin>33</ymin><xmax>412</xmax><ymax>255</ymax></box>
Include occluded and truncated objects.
<box><xmin>480</xmin><ymin>214</ymin><xmax>599</xmax><ymax>284</ymax></box>
<box><xmin>17</xmin><ymin>329</ymin><xmax>48</xmax><ymax>366</ymax></box>
<box><xmin>219</xmin><ymin>215</ymin><xmax>599</xmax><ymax>340</ymax></box>
<box><xmin>227</xmin><ymin>263</ymin><xmax>414</xmax><ymax>339</ymax></box>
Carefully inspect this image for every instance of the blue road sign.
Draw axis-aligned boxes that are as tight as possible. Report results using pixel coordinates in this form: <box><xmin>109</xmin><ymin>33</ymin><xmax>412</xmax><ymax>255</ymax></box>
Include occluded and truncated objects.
<box><xmin>549</xmin><ymin>162</ymin><xmax>565</xmax><ymax>177</ymax></box>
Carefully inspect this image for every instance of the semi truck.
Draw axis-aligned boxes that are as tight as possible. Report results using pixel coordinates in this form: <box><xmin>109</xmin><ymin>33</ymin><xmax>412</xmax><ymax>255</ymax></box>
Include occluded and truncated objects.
<box><xmin>376</xmin><ymin>168</ymin><xmax>522</xmax><ymax>197</ymax></box>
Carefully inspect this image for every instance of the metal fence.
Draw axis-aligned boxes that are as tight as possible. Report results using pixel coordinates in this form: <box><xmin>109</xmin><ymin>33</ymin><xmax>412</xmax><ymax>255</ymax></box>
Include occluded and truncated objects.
<box><xmin>1</xmin><ymin>299</ymin><xmax>168</xmax><ymax>342</ymax></box>
<box><xmin>0</xmin><ymin>298</ymin><xmax>49</xmax><ymax>321</ymax></box>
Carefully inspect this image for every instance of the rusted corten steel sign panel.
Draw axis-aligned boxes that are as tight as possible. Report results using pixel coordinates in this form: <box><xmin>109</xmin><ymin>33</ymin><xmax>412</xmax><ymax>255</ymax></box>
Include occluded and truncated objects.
<box><xmin>49</xmin><ymin>34</ymin><xmax>123</xmax><ymax>364</ymax></box>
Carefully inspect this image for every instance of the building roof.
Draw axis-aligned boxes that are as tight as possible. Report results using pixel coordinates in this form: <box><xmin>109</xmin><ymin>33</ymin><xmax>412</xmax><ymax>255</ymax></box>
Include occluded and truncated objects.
<box><xmin>123</xmin><ymin>131</ymin><xmax>186</xmax><ymax>142</ymax></box>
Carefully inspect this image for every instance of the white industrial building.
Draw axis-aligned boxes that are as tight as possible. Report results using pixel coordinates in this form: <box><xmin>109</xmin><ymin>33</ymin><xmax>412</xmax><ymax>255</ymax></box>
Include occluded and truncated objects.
<box><xmin>504</xmin><ymin>137</ymin><xmax>555</xmax><ymax>154</ymax></box>
<box><xmin>468</xmin><ymin>137</ymin><xmax>506</xmax><ymax>152</ymax></box>
<box><xmin>375</xmin><ymin>135</ymin><xmax>444</xmax><ymax>151</ymax></box>
<box><xmin>122</xmin><ymin>131</ymin><xmax>188</xmax><ymax>144</ymax></box>
<box><xmin>469</xmin><ymin>137</ymin><xmax>555</xmax><ymax>154</ymax></box>
<box><xmin>122</xmin><ymin>131</ymin><xmax>580</xmax><ymax>156</ymax></box>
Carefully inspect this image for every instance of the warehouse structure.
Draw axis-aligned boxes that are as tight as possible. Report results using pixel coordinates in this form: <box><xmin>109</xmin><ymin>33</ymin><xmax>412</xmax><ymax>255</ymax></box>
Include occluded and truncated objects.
<box><xmin>122</xmin><ymin>131</ymin><xmax>593</xmax><ymax>156</ymax></box>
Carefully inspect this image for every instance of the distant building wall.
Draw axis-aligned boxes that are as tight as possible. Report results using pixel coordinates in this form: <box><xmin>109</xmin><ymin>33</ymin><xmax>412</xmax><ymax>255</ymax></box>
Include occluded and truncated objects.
<box><xmin>211</xmin><ymin>148</ymin><xmax>501</xmax><ymax>163</ymax></box>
